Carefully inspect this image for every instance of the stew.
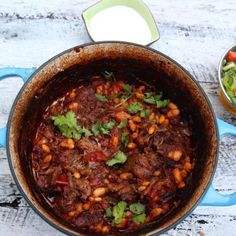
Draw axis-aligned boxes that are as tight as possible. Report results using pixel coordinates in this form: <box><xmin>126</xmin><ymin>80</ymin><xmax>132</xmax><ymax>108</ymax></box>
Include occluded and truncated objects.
<box><xmin>31</xmin><ymin>71</ymin><xmax>194</xmax><ymax>234</ymax></box>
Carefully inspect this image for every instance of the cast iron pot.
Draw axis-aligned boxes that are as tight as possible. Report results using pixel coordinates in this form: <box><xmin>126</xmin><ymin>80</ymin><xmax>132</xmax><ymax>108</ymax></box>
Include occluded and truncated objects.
<box><xmin>0</xmin><ymin>42</ymin><xmax>236</xmax><ymax>236</ymax></box>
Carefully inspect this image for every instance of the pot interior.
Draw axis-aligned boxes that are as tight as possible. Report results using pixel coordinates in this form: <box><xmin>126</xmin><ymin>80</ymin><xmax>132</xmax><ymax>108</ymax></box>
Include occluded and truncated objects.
<box><xmin>8</xmin><ymin>42</ymin><xmax>218</xmax><ymax>235</ymax></box>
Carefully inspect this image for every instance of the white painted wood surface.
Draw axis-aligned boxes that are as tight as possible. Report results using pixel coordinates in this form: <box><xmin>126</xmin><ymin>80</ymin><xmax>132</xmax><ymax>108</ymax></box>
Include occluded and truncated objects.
<box><xmin>0</xmin><ymin>0</ymin><xmax>236</xmax><ymax>235</ymax></box>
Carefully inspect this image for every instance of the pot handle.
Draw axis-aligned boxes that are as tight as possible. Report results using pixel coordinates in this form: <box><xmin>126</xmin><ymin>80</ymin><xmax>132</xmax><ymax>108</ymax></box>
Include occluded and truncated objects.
<box><xmin>200</xmin><ymin>118</ymin><xmax>236</xmax><ymax>206</ymax></box>
<box><xmin>0</xmin><ymin>67</ymin><xmax>36</xmax><ymax>147</ymax></box>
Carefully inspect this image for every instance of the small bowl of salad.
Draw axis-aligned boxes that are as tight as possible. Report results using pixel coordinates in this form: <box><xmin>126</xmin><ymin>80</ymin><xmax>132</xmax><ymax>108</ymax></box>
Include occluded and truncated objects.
<box><xmin>218</xmin><ymin>44</ymin><xmax>236</xmax><ymax>115</ymax></box>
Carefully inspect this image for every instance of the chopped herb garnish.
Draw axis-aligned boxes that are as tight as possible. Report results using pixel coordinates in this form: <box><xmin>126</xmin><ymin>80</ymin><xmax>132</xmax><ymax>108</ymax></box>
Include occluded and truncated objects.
<box><xmin>129</xmin><ymin>203</ymin><xmax>145</xmax><ymax>215</ymax></box>
<box><xmin>102</xmin><ymin>71</ymin><xmax>116</xmax><ymax>81</ymax></box>
<box><xmin>123</xmin><ymin>84</ymin><xmax>133</xmax><ymax>94</ymax></box>
<box><xmin>133</xmin><ymin>213</ymin><xmax>146</xmax><ymax>224</ymax></box>
<box><xmin>156</xmin><ymin>99</ymin><xmax>170</xmax><ymax>108</ymax></box>
<box><xmin>125</xmin><ymin>102</ymin><xmax>143</xmax><ymax>114</ymax></box>
<box><xmin>112</xmin><ymin>201</ymin><xmax>127</xmax><ymax>224</ymax></box>
<box><xmin>51</xmin><ymin>111</ymin><xmax>91</xmax><ymax>140</ymax></box>
<box><xmin>95</xmin><ymin>93</ymin><xmax>108</xmax><ymax>102</ymax></box>
<box><xmin>106</xmin><ymin>150</ymin><xmax>127</xmax><ymax>166</ymax></box>
<box><xmin>80</xmin><ymin>127</ymin><xmax>93</xmax><ymax>138</ymax></box>
<box><xmin>143</xmin><ymin>92</ymin><xmax>169</xmax><ymax>108</ymax></box>
<box><xmin>91</xmin><ymin>123</ymin><xmax>100</xmax><ymax>136</ymax></box>
<box><xmin>140</xmin><ymin>109</ymin><xmax>151</xmax><ymax>118</ymax></box>
<box><xmin>114</xmin><ymin>84</ymin><xmax>134</xmax><ymax>108</ymax></box>
<box><xmin>104</xmin><ymin>208</ymin><xmax>113</xmax><ymax>218</ymax></box>
<box><xmin>91</xmin><ymin>120</ymin><xmax>116</xmax><ymax>136</ymax></box>
<box><xmin>121</xmin><ymin>131</ymin><xmax>129</xmax><ymax>146</ymax></box>
<box><xmin>118</xmin><ymin>119</ymin><xmax>127</xmax><ymax>128</ymax></box>
<box><xmin>115</xmin><ymin>94</ymin><xmax>133</xmax><ymax>108</ymax></box>
<box><xmin>143</xmin><ymin>92</ymin><xmax>162</xmax><ymax>104</ymax></box>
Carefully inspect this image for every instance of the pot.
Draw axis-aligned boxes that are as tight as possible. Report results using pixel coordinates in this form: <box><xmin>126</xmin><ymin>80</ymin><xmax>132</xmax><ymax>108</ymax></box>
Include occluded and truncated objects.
<box><xmin>0</xmin><ymin>42</ymin><xmax>236</xmax><ymax>235</ymax></box>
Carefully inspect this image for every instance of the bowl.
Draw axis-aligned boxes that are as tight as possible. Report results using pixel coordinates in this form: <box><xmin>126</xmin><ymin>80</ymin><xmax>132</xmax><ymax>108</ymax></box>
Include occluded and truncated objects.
<box><xmin>82</xmin><ymin>0</ymin><xmax>159</xmax><ymax>45</ymax></box>
<box><xmin>218</xmin><ymin>43</ymin><xmax>236</xmax><ymax>115</ymax></box>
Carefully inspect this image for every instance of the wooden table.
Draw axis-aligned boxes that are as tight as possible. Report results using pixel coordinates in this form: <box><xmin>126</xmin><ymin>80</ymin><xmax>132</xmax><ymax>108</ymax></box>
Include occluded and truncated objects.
<box><xmin>0</xmin><ymin>0</ymin><xmax>236</xmax><ymax>235</ymax></box>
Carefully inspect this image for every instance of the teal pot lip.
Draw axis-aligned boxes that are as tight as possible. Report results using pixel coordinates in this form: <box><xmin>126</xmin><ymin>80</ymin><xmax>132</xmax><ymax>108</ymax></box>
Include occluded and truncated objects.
<box><xmin>6</xmin><ymin>41</ymin><xmax>219</xmax><ymax>236</ymax></box>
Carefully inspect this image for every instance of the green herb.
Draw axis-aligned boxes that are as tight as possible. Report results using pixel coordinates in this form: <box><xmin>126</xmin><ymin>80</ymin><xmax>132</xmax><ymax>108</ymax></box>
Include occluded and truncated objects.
<box><xmin>104</xmin><ymin>208</ymin><xmax>113</xmax><ymax>218</ymax></box>
<box><xmin>121</xmin><ymin>131</ymin><xmax>129</xmax><ymax>146</ymax></box>
<box><xmin>114</xmin><ymin>84</ymin><xmax>134</xmax><ymax>108</ymax></box>
<box><xmin>91</xmin><ymin>123</ymin><xmax>100</xmax><ymax>136</ymax></box>
<box><xmin>80</xmin><ymin>127</ymin><xmax>92</xmax><ymax>138</ymax></box>
<box><xmin>114</xmin><ymin>94</ymin><xmax>133</xmax><ymax>108</ymax></box>
<box><xmin>156</xmin><ymin>99</ymin><xmax>170</xmax><ymax>108</ymax></box>
<box><xmin>133</xmin><ymin>213</ymin><xmax>146</xmax><ymax>224</ymax></box>
<box><xmin>143</xmin><ymin>92</ymin><xmax>169</xmax><ymax>108</ymax></box>
<box><xmin>91</xmin><ymin>120</ymin><xmax>116</xmax><ymax>136</ymax></box>
<box><xmin>112</xmin><ymin>201</ymin><xmax>127</xmax><ymax>224</ymax></box>
<box><xmin>51</xmin><ymin>111</ymin><xmax>91</xmax><ymax>140</ymax></box>
<box><xmin>123</xmin><ymin>84</ymin><xmax>133</xmax><ymax>94</ymax></box>
<box><xmin>140</xmin><ymin>109</ymin><xmax>151</xmax><ymax>118</ymax></box>
<box><xmin>106</xmin><ymin>150</ymin><xmax>127</xmax><ymax>166</ymax></box>
<box><xmin>102</xmin><ymin>71</ymin><xmax>116</xmax><ymax>81</ymax></box>
<box><xmin>129</xmin><ymin>203</ymin><xmax>145</xmax><ymax>215</ymax></box>
<box><xmin>118</xmin><ymin>119</ymin><xmax>127</xmax><ymax>128</ymax></box>
<box><xmin>125</xmin><ymin>102</ymin><xmax>143</xmax><ymax>114</ymax></box>
<box><xmin>95</xmin><ymin>93</ymin><xmax>108</xmax><ymax>102</ymax></box>
<box><xmin>143</xmin><ymin>92</ymin><xmax>163</xmax><ymax>104</ymax></box>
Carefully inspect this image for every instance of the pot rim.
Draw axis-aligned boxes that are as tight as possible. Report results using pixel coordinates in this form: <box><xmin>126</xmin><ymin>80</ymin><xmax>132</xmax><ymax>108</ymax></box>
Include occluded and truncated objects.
<box><xmin>6</xmin><ymin>41</ymin><xmax>219</xmax><ymax>236</ymax></box>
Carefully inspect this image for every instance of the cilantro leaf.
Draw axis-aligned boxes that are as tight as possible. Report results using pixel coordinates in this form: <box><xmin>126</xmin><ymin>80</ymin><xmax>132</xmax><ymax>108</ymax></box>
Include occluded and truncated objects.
<box><xmin>123</xmin><ymin>84</ymin><xmax>132</xmax><ymax>94</ymax></box>
<box><xmin>102</xmin><ymin>71</ymin><xmax>116</xmax><ymax>81</ymax></box>
<box><xmin>80</xmin><ymin>127</ymin><xmax>92</xmax><ymax>138</ymax></box>
<box><xmin>95</xmin><ymin>93</ymin><xmax>108</xmax><ymax>102</ymax></box>
<box><xmin>114</xmin><ymin>84</ymin><xmax>134</xmax><ymax>108</ymax></box>
<box><xmin>129</xmin><ymin>203</ymin><xmax>145</xmax><ymax>215</ymax></box>
<box><xmin>91</xmin><ymin>120</ymin><xmax>116</xmax><ymax>136</ymax></box>
<box><xmin>112</xmin><ymin>201</ymin><xmax>127</xmax><ymax>224</ymax></box>
<box><xmin>51</xmin><ymin>111</ymin><xmax>87</xmax><ymax>140</ymax></box>
<box><xmin>118</xmin><ymin>119</ymin><xmax>127</xmax><ymax>128</ymax></box>
<box><xmin>91</xmin><ymin>123</ymin><xmax>100</xmax><ymax>136</ymax></box>
<box><xmin>156</xmin><ymin>99</ymin><xmax>170</xmax><ymax>108</ymax></box>
<box><xmin>106</xmin><ymin>150</ymin><xmax>127</xmax><ymax>166</ymax></box>
<box><xmin>143</xmin><ymin>92</ymin><xmax>169</xmax><ymax>108</ymax></box>
<box><xmin>125</xmin><ymin>102</ymin><xmax>143</xmax><ymax>114</ymax></box>
<box><xmin>114</xmin><ymin>94</ymin><xmax>133</xmax><ymax>108</ymax></box>
<box><xmin>143</xmin><ymin>92</ymin><xmax>163</xmax><ymax>104</ymax></box>
<box><xmin>121</xmin><ymin>132</ymin><xmax>129</xmax><ymax>147</ymax></box>
<box><xmin>104</xmin><ymin>208</ymin><xmax>113</xmax><ymax>218</ymax></box>
<box><xmin>133</xmin><ymin>213</ymin><xmax>146</xmax><ymax>224</ymax></box>
<box><xmin>103</xmin><ymin>120</ymin><xmax>116</xmax><ymax>130</ymax></box>
<box><xmin>140</xmin><ymin>109</ymin><xmax>151</xmax><ymax>118</ymax></box>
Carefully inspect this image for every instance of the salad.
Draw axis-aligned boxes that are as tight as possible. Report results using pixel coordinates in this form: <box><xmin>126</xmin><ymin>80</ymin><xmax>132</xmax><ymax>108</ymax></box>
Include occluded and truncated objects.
<box><xmin>222</xmin><ymin>48</ymin><xmax>236</xmax><ymax>106</ymax></box>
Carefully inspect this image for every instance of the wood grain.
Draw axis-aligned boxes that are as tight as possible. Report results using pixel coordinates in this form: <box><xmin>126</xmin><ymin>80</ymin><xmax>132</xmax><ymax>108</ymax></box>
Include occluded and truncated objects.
<box><xmin>0</xmin><ymin>0</ymin><xmax>236</xmax><ymax>235</ymax></box>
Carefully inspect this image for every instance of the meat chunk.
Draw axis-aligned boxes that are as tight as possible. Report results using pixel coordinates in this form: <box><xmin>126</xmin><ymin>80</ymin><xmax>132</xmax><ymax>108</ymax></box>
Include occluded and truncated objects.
<box><xmin>108</xmin><ymin>182</ymin><xmax>137</xmax><ymax>203</ymax></box>
<box><xmin>73</xmin><ymin>178</ymin><xmax>92</xmax><ymax>200</ymax></box>
<box><xmin>74</xmin><ymin>202</ymin><xmax>104</xmax><ymax>227</ymax></box>
<box><xmin>54</xmin><ymin>186</ymin><xmax>77</xmax><ymax>213</ymax></box>
<box><xmin>132</xmin><ymin>151</ymin><xmax>158</xmax><ymax>179</ymax></box>
<box><xmin>74</xmin><ymin>210</ymin><xmax>102</xmax><ymax>228</ymax></box>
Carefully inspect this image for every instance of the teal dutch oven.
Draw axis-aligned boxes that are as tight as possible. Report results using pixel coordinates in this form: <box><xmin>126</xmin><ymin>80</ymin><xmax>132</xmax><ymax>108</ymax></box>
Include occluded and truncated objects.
<box><xmin>0</xmin><ymin>42</ymin><xmax>236</xmax><ymax>235</ymax></box>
